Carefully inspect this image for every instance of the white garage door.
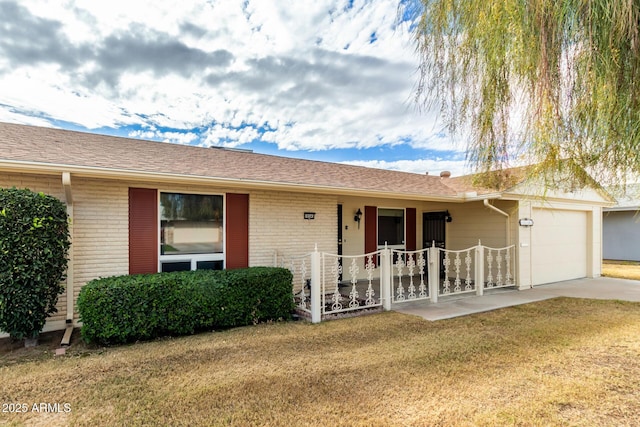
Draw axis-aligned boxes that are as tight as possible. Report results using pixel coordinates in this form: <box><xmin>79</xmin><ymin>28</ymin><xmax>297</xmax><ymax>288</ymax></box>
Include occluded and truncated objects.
<box><xmin>531</xmin><ymin>208</ymin><xmax>587</xmax><ymax>286</ymax></box>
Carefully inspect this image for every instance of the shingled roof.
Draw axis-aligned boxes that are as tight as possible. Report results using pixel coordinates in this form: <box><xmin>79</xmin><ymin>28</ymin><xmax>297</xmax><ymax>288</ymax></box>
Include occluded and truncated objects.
<box><xmin>0</xmin><ymin>122</ymin><xmax>498</xmax><ymax>201</ymax></box>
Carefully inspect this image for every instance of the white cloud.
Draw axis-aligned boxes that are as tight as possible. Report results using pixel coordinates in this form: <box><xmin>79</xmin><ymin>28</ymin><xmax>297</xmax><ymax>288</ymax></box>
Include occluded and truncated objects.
<box><xmin>0</xmin><ymin>68</ymin><xmax>138</xmax><ymax>129</ymax></box>
<box><xmin>128</xmin><ymin>129</ymin><xmax>198</xmax><ymax>145</ymax></box>
<box><xmin>341</xmin><ymin>158</ymin><xmax>470</xmax><ymax>177</ymax></box>
<box><xmin>203</xmin><ymin>124</ymin><xmax>260</xmax><ymax>147</ymax></box>
<box><xmin>0</xmin><ymin>106</ymin><xmax>54</xmax><ymax>128</ymax></box>
<box><xmin>0</xmin><ymin>0</ymin><xmax>466</xmax><ymax>164</ymax></box>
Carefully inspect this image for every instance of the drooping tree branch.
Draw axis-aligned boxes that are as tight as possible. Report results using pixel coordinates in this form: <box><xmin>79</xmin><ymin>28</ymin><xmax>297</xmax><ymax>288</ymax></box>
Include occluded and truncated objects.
<box><xmin>411</xmin><ymin>0</ymin><xmax>640</xmax><ymax>188</ymax></box>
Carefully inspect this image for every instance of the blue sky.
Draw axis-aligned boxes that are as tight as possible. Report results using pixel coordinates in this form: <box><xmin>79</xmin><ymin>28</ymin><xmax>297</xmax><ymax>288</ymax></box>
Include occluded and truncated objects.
<box><xmin>0</xmin><ymin>0</ymin><xmax>470</xmax><ymax>176</ymax></box>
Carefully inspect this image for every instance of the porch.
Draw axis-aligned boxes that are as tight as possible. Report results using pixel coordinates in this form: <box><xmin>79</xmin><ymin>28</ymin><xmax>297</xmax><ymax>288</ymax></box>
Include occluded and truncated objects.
<box><xmin>280</xmin><ymin>241</ymin><xmax>518</xmax><ymax>323</ymax></box>
<box><xmin>394</xmin><ymin>276</ymin><xmax>640</xmax><ymax>321</ymax></box>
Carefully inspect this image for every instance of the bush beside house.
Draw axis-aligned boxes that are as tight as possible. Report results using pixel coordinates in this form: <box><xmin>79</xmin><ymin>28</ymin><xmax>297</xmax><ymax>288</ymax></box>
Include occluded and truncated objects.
<box><xmin>77</xmin><ymin>267</ymin><xmax>294</xmax><ymax>344</ymax></box>
<box><xmin>0</xmin><ymin>187</ymin><xmax>70</xmax><ymax>343</ymax></box>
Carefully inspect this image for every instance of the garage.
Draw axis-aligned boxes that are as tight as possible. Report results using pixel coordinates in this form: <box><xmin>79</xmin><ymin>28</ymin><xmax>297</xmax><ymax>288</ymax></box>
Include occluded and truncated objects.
<box><xmin>531</xmin><ymin>208</ymin><xmax>588</xmax><ymax>285</ymax></box>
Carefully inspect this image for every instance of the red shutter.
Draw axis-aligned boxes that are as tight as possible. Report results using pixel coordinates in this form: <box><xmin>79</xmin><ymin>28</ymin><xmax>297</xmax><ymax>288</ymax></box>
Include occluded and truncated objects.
<box><xmin>364</xmin><ymin>206</ymin><xmax>377</xmax><ymax>266</ymax></box>
<box><xmin>406</xmin><ymin>208</ymin><xmax>416</xmax><ymax>251</ymax></box>
<box><xmin>225</xmin><ymin>193</ymin><xmax>249</xmax><ymax>269</ymax></box>
<box><xmin>129</xmin><ymin>188</ymin><xmax>158</xmax><ymax>274</ymax></box>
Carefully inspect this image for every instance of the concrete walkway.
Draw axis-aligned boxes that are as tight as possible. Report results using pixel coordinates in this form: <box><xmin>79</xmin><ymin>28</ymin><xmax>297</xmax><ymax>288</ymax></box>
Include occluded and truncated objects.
<box><xmin>393</xmin><ymin>277</ymin><xmax>640</xmax><ymax>321</ymax></box>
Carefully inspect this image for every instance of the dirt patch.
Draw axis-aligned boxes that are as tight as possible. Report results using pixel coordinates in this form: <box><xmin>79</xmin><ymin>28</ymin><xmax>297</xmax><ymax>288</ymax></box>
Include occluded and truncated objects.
<box><xmin>0</xmin><ymin>328</ymin><xmax>92</xmax><ymax>366</ymax></box>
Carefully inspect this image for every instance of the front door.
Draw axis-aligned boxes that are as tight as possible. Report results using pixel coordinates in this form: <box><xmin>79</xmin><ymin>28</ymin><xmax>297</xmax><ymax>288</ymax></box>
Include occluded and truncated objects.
<box><xmin>424</xmin><ymin>211</ymin><xmax>447</xmax><ymax>278</ymax></box>
<box><xmin>423</xmin><ymin>211</ymin><xmax>447</xmax><ymax>249</ymax></box>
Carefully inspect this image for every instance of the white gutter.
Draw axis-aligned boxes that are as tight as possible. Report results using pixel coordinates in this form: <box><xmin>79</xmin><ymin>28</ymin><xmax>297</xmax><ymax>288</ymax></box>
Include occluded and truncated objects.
<box><xmin>0</xmin><ymin>159</ymin><xmax>471</xmax><ymax>203</ymax></box>
<box><xmin>62</xmin><ymin>172</ymin><xmax>74</xmax><ymax>326</ymax></box>
<box><xmin>483</xmin><ymin>199</ymin><xmax>510</xmax><ymax>246</ymax></box>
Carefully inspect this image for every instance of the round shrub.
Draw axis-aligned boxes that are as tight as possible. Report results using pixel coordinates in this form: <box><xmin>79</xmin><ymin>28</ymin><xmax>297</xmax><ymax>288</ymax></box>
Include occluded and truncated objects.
<box><xmin>77</xmin><ymin>267</ymin><xmax>294</xmax><ymax>345</ymax></box>
<box><xmin>0</xmin><ymin>187</ymin><xmax>70</xmax><ymax>340</ymax></box>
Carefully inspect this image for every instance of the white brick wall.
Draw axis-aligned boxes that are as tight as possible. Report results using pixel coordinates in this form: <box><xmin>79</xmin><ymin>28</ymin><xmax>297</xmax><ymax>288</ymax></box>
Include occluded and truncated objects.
<box><xmin>71</xmin><ymin>178</ymin><xmax>129</xmax><ymax>319</ymax></box>
<box><xmin>0</xmin><ymin>174</ymin><xmax>131</xmax><ymax>326</ymax></box>
<box><xmin>249</xmin><ymin>190</ymin><xmax>337</xmax><ymax>266</ymax></box>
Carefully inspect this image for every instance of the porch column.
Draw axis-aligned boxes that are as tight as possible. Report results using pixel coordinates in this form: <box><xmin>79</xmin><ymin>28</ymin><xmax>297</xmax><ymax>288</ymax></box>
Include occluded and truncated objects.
<box><xmin>310</xmin><ymin>245</ymin><xmax>321</xmax><ymax>323</ymax></box>
<box><xmin>476</xmin><ymin>241</ymin><xmax>484</xmax><ymax>296</ymax></box>
<box><xmin>381</xmin><ymin>244</ymin><xmax>392</xmax><ymax>310</ymax></box>
<box><xmin>62</xmin><ymin>172</ymin><xmax>74</xmax><ymax>325</ymax></box>
<box><xmin>516</xmin><ymin>201</ymin><xmax>533</xmax><ymax>289</ymax></box>
<box><xmin>586</xmin><ymin>207</ymin><xmax>602</xmax><ymax>278</ymax></box>
<box><xmin>429</xmin><ymin>245</ymin><xmax>439</xmax><ymax>303</ymax></box>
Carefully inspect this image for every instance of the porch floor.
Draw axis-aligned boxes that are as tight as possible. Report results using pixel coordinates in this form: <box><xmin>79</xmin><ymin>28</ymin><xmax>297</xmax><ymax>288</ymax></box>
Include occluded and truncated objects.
<box><xmin>392</xmin><ymin>276</ymin><xmax>640</xmax><ymax>321</ymax></box>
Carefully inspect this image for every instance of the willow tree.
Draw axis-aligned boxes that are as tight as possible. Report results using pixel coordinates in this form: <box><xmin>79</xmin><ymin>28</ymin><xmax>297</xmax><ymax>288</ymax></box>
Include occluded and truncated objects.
<box><xmin>412</xmin><ymin>0</ymin><xmax>640</xmax><ymax>188</ymax></box>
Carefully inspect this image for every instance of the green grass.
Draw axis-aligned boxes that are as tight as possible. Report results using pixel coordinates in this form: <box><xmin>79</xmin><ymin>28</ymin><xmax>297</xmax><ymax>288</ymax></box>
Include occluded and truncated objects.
<box><xmin>1</xmin><ymin>298</ymin><xmax>640</xmax><ymax>426</ymax></box>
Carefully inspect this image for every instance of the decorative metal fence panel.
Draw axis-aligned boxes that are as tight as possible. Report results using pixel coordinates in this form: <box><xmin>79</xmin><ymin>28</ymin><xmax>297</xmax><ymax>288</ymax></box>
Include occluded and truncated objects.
<box><xmin>439</xmin><ymin>247</ymin><xmax>477</xmax><ymax>297</ymax></box>
<box><xmin>483</xmin><ymin>245</ymin><xmax>516</xmax><ymax>289</ymax></box>
<box><xmin>287</xmin><ymin>253</ymin><xmax>313</xmax><ymax>314</ymax></box>
<box><xmin>391</xmin><ymin>249</ymin><xmax>429</xmax><ymax>303</ymax></box>
<box><xmin>285</xmin><ymin>242</ymin><xmax>517</xmax><ymax>323</ymax></box>
<box><xmin>321</xmin><ymin>251</ymin><xmax>383</xmax><ymax>315</ymax></box>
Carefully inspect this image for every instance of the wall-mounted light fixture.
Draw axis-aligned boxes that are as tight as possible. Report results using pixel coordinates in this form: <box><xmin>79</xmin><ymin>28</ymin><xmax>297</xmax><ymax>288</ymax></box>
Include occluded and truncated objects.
<box><xmin>518</xmin><ymin>218</ymin><xmax>534</xmax><ymax>227</ymax></box>
<box><xmin>445</xmin><ymin>211</ymin><xmax>453</xmax><ymax>223</ymax></box>
<box><xmin>304</xmin><ymin>212</ymin><xmax>316</xmax><ymax>220</ymax></box>
<box><xmin>354</xmin><ymin>208</ymin><xmax>363</xmax><ymax>229</ymax></box>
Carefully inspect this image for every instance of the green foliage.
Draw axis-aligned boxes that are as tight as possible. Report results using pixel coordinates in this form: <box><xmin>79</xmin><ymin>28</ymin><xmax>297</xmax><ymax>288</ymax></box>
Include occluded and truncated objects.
<box><xmin>0</xmin><ymin>187</ymin><xmax>70</xmax><ymax>340</ymax></box>
<box><xmin>77</xmin><ymin>267</ymin><xmax>294</xmax><ymax>345</ymax></box>
<box><xmin>411</xmin><ymin>0</ymin><xmax>640</xmax><ymax>188</ymax></box>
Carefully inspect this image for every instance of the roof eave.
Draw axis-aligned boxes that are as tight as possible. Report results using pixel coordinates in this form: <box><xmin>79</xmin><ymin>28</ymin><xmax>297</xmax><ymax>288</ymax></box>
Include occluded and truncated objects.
<box><xmin>500</xmin><ymin>190</ymin><xmax>615</xmax><ymax>207</ymax></box>
<box><xmin>456</xmin><ymin>191</ymin><xmax>504</xmax><ymax>202</ymax></box>
<box><xmin>603</xmin><ymin>206</ymin><xmax>640</xmax><ymax>212</ymax></box>
<box><xmin>0</xmin><ymin>160</ymin><xmax>468</xmax><ymax>203</ymax></box>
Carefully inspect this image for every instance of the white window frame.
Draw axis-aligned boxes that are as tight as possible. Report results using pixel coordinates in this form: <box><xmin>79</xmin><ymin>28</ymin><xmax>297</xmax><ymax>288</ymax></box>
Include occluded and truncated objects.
<box><xmin>157</xmin><ymin>190</ymin><xmax>226</xmax><ymax>272</ymax></box>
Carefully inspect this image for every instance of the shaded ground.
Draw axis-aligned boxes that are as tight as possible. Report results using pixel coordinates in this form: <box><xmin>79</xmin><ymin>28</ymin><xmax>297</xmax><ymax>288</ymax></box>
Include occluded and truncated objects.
<box><xmin>0</xmin><ymin>328</ymin><xmax>88</xmax><ymax>366</ymax></box>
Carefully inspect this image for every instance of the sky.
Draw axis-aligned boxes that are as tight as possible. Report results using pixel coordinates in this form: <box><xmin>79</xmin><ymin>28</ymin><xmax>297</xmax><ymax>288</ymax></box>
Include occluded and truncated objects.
<box><xmin>0</xmin><ymin>0</ymin><xmax>471</xmax><ymax>177</ymax></box>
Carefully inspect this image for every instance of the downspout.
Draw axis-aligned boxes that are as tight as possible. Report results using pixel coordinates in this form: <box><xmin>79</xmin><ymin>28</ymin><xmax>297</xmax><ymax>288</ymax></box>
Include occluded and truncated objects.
<box><xmin>483</xmin><ymin>199</ymin><xmax>510</xmax><ymax>246</ymax></box>
<box><xmin>62</xmin><ymin>172</ymin><xmax>74</xmax><ymax>325</ymax></box>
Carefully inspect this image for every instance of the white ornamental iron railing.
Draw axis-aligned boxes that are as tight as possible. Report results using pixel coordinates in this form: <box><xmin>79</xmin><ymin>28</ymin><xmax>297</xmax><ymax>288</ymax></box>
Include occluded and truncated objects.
<box><xmin>288</xmin><ymin>241</ymin><xmax>516</xmax><ymax>323</ymax></box>
<box><xmin>320</xmin><ymin>251</ymin><xmax>384</xmax><ymax>317</ymax></box>
<box><xmin>391</xmin><ymin>249</ymin><xmax>430</xmax><ymax>303</ymax></box>
<box><xmin>285</xmin><ymin>252</ymin><xmax>313</xmax><ymax>314</ymax></box>
<box><xmin>437</xmin><ymin>246</ymin><xmax>478</xmax><ymax>298</ymax></box>
<box><xmin>483</xmin><ymin>244</ymin><xmax>516</xmax><ymax>289</ymax></box>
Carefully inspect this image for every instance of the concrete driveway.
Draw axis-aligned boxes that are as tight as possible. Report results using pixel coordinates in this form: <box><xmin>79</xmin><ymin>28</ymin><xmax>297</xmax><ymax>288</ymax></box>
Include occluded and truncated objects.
<box><xmin>393</xmin><ymin>277</ymin><xmax>640</xmax><ymax>321</ymax></box>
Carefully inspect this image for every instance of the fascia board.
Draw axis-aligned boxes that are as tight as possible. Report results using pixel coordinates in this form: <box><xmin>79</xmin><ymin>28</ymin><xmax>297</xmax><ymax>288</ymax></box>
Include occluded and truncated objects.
<box><xmin>500</xmin><ymin>191</ymin><xmax>615</xmax><ymax>207</ymax></box>
<box><xmin>603</xmin><ymin>206</ymin><xmax>640</xmax><ymax>212</ymax></box>
<box><xmin>0</xmin><ymin>160</ymin><xmax>467</xmax><ymax>203</ymax></box>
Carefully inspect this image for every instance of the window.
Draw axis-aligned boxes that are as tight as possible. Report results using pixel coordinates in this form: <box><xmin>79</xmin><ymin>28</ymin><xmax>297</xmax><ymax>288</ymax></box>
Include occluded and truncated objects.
<box><xmin>378</xmin><ymin>208</ymin><xmax>405</xmax><ymax>247</ymax></box>
<box><xmin>159</xmin><ymin>192</ymin><xmax>224</xmax><ymax>271</ymax></box>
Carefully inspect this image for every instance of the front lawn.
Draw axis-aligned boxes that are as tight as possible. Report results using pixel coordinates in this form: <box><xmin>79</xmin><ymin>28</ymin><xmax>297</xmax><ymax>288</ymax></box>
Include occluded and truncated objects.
<box><xmin>1</xmin><ymin>298</ymin><xmax>639</xmax><ymax>426</ymax></box>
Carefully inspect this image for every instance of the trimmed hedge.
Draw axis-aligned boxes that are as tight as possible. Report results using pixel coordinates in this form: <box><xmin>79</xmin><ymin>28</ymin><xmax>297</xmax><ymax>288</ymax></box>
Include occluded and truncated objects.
<box><xmin>77</xmin><ymin>267</ymin><xmax>294</xmax><ymax>344</ymax></box>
